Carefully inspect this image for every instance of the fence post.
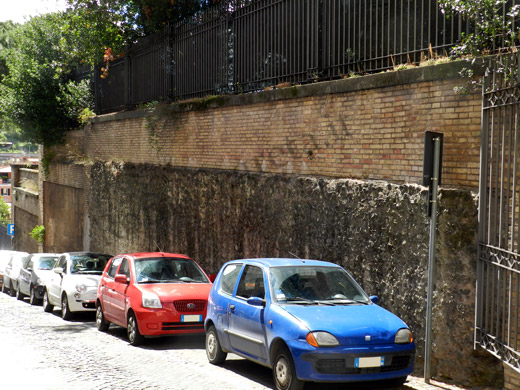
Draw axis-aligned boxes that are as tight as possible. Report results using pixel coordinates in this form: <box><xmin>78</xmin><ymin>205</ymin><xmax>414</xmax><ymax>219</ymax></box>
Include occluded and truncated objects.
<box><xmin>125</xmin><ymin>55</ymin><xmax>131</xmax><ymax>110</ymax></box>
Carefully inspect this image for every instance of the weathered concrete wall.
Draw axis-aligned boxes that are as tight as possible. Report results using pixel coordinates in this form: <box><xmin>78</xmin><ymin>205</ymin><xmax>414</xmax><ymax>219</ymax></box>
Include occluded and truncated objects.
<box><xmin>12</xmin><ymin>164</ymin><xmax>40</xmax><ymax>253</ymax></box>
<box><xmin>86</xmin><ymin>162</ymin><xmax>501</xmax><ymax>387</ymax></box>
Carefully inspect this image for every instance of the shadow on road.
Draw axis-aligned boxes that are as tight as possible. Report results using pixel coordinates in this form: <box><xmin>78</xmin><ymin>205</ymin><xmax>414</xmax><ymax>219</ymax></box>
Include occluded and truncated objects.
<box><xmin>208</xmin><ymin>356</ymin><xmax>407</xmax><ymax>390</ymax></box>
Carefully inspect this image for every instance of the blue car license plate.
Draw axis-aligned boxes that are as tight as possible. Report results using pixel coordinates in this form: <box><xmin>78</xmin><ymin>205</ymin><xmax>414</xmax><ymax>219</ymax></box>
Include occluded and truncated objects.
<box><xmin>354</xmin><ymin>356</ymin><xmax>385</xmax><ymax>368</ymax></box>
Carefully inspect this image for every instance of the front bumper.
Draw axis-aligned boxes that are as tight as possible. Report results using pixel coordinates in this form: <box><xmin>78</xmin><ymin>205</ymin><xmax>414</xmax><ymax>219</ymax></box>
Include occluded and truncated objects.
<box><xmin>68</xmin><ymin>288</ymin><xmax>98</xmax><ymax>312</ymax></box>
<box><xmin>288</xmin><ymin>339</ymin><xmax>415</xmax><ymax>382</ymax></box>
<box><xmin>134</xmin><ymin>308</ymin><xmax>205</xmax><ymax>337</ymax></box>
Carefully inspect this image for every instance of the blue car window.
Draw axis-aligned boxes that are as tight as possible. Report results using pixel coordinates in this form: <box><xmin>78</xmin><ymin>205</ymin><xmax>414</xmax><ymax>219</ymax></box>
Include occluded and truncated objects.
<box><xmin>236</xmin><ymin>265</ymin><xmax>264</xmax><ymax>299</ymax></box>
<box><xmin>220</xmin><ymin>263</ymin><xmax>242</xmax><ymax>295</ymax></box>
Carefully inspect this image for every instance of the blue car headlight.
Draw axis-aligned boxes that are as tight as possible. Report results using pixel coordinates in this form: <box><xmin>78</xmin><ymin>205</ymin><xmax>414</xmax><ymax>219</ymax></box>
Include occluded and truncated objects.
<box><xmin>395</xmin><ymin>328</ymin><xmax>413</xmax><ymax>344</ymax></box>
<box><xmin>306</xmin><ymin>331</ymin><xmax>339</xmax><ymax>347</ymax></box>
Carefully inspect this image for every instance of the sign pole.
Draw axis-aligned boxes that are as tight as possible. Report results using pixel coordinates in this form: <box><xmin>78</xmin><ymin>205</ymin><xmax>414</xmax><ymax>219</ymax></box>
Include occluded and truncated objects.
<box><xmin>424</xmin><ymin>135</ymin><xmax>442</xmax><ymax>383</ymax></box>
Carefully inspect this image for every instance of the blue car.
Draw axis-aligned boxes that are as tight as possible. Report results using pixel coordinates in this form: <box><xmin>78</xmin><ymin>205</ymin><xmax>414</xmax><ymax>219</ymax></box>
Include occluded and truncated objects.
<box><xmin>204</xmin><ymin>258</ymin><xmax>415</xmax><ymax>390</ymax></box>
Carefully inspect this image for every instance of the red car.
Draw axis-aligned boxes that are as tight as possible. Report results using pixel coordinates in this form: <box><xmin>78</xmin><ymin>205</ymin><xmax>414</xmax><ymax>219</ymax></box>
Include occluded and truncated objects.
<box><xmin>96</xmin><ymin>252</ymin><xmax>214</xmax><ymax>345</ymax></box>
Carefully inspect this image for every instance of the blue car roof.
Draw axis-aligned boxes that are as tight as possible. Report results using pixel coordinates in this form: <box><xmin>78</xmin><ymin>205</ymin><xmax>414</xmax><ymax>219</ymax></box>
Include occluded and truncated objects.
<box><xmin>225</xmin><ymin>258</ymin><xmax>343</xmax><ymax>268</ymax></box>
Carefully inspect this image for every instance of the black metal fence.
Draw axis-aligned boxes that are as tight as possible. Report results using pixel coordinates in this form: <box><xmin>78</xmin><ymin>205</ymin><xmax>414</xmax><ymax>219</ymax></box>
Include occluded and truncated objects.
<box><xmin>94</xmin><ymin>0</ymin><xmax>471</xmax><ymax>114</ymax></box>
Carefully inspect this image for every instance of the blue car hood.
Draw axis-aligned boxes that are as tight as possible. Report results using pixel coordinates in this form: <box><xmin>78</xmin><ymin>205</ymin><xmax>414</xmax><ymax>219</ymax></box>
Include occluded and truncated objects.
<box><xmin>280</xmin><ymin>303</ymin><xmax>408</xmax><ymax>345</ymax></box>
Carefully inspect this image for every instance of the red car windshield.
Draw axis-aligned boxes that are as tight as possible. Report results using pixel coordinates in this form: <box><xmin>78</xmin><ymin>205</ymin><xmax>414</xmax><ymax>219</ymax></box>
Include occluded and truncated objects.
<box><xmin>135</xmin><ymin>257</ymin><xmax>209</xmax><ymax>284</ymax></box>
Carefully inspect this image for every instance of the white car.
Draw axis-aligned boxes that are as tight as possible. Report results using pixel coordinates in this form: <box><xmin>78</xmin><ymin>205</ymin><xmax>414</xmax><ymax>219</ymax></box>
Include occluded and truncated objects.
<box><xmin>44</xmin><ymin>252</ymin><xmax>112</xmax><ymax>320</ymax></box>
<box><xmin>2</xmin><ymin>251</ymin><xmax>29</xmax><ymax>296</ymax></box>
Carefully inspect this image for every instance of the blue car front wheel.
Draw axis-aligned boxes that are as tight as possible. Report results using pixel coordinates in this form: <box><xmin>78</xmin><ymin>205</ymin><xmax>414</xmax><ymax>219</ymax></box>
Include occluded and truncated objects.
<box><xmin>273</xmin><ymin>346</ymin><xmax>304</xmax><ymax>390</ymax></box>
<box><xmin>206</xmin><ymin>325</ymin><xmax>227</xmax><ymax>365</ymax></box>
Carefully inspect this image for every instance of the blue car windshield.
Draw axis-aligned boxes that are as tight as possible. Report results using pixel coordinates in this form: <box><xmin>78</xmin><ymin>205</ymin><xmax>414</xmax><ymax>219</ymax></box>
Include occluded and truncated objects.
<box><xmin>269</xmin><ymin>266</ymin><xmax>370</xmax><ymax>304</ymax></box>
<box><xmin>135</xmin><ymin>257</ymin><xmax>209</xmax><ymax>284</ymax></box>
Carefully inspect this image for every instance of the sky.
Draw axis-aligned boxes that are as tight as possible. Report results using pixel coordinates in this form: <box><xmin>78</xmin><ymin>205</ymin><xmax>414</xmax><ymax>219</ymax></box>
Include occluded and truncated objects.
<box><xmin>0</xmin><ymin>0</ymin><xmax>69</xmax><ymax>23</ymax></box>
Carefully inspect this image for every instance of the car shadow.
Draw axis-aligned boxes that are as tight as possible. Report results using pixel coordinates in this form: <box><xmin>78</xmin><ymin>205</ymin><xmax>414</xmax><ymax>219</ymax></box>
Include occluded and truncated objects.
<box><xmin>215</xmin><ymin>357</ymin><xmax>410</xmax><ymax>390</ymax></box>
<box><xmin>141</xmin><ymin>333</ymin><xmax>206</xmax><ymax>350</ymax></box>
<box><xmin>99</xmin><ymin>324</ymin><xmax>206</xmax><ymax>350</ymax></box>
<box><xmin>46</xmin><ymin>311</ymin><xmax>97</xmax><ymax>334</ymax></box>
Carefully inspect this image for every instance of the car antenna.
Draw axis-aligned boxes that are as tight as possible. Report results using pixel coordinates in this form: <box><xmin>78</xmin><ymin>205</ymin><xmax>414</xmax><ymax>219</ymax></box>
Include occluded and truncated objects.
<box><xmin>153</xmin><ymin>240</ymin><xmax>164</xmax><ymax>253</ymax></box>
<box><xmin>288</xmin><ymin>252</ymin><xmax>300</xmax><ymax>259</ymax></box>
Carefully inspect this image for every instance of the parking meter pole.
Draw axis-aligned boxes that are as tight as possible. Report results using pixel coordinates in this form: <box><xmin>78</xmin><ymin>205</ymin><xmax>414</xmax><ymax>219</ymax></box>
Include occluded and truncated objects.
<box><xmin>424</xmin><ymin>136</ymin><xmax>441</xmax><ymax>384</ymax></box>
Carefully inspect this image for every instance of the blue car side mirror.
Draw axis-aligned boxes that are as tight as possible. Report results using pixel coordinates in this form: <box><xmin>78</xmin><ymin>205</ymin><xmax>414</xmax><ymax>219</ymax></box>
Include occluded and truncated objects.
<box><xmin>247</xmin><ymin>296</ymin><xmax>266</xmax><ymax>307</ymax></box>
<box><xmin>370</xmin><ymin>295</ymin><xmax>379</xmax><ymax>304</ymax></box>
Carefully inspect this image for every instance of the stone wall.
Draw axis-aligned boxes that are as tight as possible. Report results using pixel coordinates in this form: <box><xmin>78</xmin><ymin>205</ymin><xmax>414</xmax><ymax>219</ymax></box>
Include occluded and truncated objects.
<box><xmin>43</xmin><ymin>61</ymin><xmax>505</xmax><ymax>387</ymax></box>
<box><xmin>12</xmin><ymin>165</ymin><xmax>39</xmax><ymax>253</ymax></box>
<box><xmin>85</xmin><ymin>162</ymin><xmax>501</xmax><ymax>387</ymax></box>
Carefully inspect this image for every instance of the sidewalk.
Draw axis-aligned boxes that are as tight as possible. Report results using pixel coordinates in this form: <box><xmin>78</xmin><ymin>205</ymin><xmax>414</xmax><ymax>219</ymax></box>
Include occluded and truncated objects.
<box><xmin>405</xmin><ymin>376</ymin><xmax>471</xmax><ymax>390</ymax></box>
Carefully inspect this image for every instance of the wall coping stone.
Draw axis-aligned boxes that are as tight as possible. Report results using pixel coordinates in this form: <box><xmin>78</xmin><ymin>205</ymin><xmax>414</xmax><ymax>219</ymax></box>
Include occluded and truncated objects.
<box><xmin>90</xmin><ymin>60</ymin><xmax>485</xmax><ymax>123</ymax></box>
<box><xmin>14</xmin><ymin>187</ymin><xmax>38</xmax><ymax>198</ymax></box>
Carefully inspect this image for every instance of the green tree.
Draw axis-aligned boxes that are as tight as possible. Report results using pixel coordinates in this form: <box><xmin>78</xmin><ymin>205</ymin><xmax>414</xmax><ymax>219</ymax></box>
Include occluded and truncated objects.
<box><xmin>0</xmin><ymin>197</ymin><xmax>10</xmax><ymax>226</ymax></box>
<box><xmin>66</xmin><ymin>0</ymin><xmax>218</xmax><ymax>40</ymax></box>
<box><xmin>440</xmin><ymin>0</ymin><xmax>520</xmax><ymax>56</ymax></box>
<box><xmin>0</xmin><ymin>13</ymin><xmax>94</xmax><ymax>146</ymax></box>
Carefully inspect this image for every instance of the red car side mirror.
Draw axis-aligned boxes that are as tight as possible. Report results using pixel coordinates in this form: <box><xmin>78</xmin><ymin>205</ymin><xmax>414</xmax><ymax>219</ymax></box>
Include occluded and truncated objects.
<box><xmin>114</xmin><ymin>274</ymin><xmax>129</xmax><ymax>284</ymax></box>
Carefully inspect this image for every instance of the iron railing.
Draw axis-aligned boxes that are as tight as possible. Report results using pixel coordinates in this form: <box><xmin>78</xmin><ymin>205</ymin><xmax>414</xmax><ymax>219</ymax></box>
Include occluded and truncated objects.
<box><xmin>476</xmin><ymin>52</ymin><xmax>520</xmax><ymax>373</ymax></box>
<box><xmin>94</xmin><ymin>0</ymin><xmax>471</xmax><ymax>114</ymax></box>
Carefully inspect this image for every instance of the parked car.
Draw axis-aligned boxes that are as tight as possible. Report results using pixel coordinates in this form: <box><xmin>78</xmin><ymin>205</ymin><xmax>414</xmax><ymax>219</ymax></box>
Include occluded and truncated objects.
<box><xmin>0</xmin><ymin>250</ymin><xmax>19</xmax><ymax>291</ymax></box>
<box><xmin>205</xmin><ymin>258</ymin><xmax>415</xmax><ymax>390</ymax></box>
<box><xmin>43</xmin><ymin>252</ymin><xmax>112</xmax><ymax>320</ymax></box>
<box><xmin>17</xmin><ymin>253</ymin><xmax>60</xmax><ymax>304</ymax></box>
<box><xmin>96</xmin><ymin>252</ymin><xmax>214</xmax><ymax>346</ymax></box>
<box><xmin>2</xmin><ymin>251</ymin><xmax>29</xmax><ymax>296</ymax></box>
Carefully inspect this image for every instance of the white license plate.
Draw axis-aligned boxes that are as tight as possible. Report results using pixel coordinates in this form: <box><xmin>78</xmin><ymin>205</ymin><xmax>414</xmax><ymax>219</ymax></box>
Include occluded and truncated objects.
<box><xmin>181</xmin><ymin>314</ymin><xmax>202</xmax><ymax>323</ymax></box>
<box><xmin>354</xmin><ymin>356</ymin><xmax>385</xmax><ymax>368</ymax></box>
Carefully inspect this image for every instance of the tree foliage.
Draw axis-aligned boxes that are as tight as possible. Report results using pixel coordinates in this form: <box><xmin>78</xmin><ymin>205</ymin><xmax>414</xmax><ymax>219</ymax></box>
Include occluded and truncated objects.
<box><xmin>0</xmin><ymin>197</ymin><xmax>10</xmax><ymax>226</ymax></box>
<box><xmin>0</xmin><ymin>13</ymin><xmax>94</xmax><ymax>146</ymax></box>
<box><xmin>66</xmin><ymin>0</ymin><xmax>218</xmax><ymax>42</ymax></box>
<box><xmin>440</xmin><ymin>0</ymin><xmax>520</xmax><ymax>56</ymax></box>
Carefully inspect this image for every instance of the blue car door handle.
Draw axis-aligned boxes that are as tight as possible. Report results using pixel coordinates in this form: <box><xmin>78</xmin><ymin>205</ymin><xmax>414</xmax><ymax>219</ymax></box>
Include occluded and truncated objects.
<box><xmin>229</xmin><ymin>304</ymin><xmax>235</xmax><ymax>312</ymax></box>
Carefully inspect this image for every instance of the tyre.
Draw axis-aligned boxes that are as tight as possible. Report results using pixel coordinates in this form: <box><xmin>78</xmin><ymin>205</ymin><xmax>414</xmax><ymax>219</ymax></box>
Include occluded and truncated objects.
<box><xmin>42</xmin><ymin>290</ymin><xmax>53</xmax><ymax>313</ymax></box>
<box><xmin>16</xmin><ymin>284</ymin><xmax>24</xmax><ymax>300</ymax></box>
<box><xmin>61</xmin><ymin>294</ymin><xmax>72</xmax><ymax>320</ymax></box>
<box><xmin>206</xmin><ymin>325</ymin><xmax>227</xmax><ymax>365</ymax></box>
<box><xmin>272</xmin><ymin>346</ymin><xmax>304</xmax><ymax>390</ymax></box>
<box><xmin>127</xmin><ymin>312</ymin><xmax>144</xmax><ymax>346</ymax></box>
<box><xmin>29</xmin><ymin>287</ymin><xmax>41</xmax><ymax>305</ymax></box>
<box><xmin>8</xmin><ymin>282</ymin><xmax>16</xmax><ymax>297</ymax></box>
<box><xmin>96</xmin><ymin>304</ymin><xmax>110</xmax><ymax>332</ymax></box>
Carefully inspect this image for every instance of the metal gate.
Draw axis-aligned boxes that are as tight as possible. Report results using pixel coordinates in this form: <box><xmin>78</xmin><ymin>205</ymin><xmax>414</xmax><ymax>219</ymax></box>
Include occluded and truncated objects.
<box><xmin>476</xmin><ymin>53</ymin><xmax>520</xmax><ymax>372</ymax></box>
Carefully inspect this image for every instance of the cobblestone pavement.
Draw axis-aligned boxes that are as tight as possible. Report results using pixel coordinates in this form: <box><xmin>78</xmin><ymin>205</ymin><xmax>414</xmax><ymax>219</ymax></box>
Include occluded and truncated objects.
<box><xmin>0</xmin><ymin>292</ymin><xmax>470</xmax><ymax>390</ymax></box>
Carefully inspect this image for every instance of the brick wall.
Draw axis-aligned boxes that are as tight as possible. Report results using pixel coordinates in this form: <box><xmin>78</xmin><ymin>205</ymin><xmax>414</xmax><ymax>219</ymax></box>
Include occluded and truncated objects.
<box><xmin>504</xmin><ymin>365</ymin><xmax>520</xmax><ymax>390</ymax></box>
<box><xmin>87</xmin><ymin>61</ymin><xmax>482</xmax><ymax>190</ymax></box>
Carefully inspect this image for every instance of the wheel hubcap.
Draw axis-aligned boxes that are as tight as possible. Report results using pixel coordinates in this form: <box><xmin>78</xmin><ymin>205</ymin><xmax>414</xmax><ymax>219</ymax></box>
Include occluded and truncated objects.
<box><xmin>128</xmin><ymin>318</ymin><xmax>136</xmax><ymax>342</ymax></box>
<box><xmin>96</xmin><ymin>307</ymin><xmax>102</xmax><ymax>326</ymax></box>
<box><xmin>276</xmin><ymin>357</ymin><xmax>289</xmax><ymax>387</ymax></box>
<box><xmin>207</xmin><ymin>333</ymin><xmax>216</xmax><ymax>357</ymax></box>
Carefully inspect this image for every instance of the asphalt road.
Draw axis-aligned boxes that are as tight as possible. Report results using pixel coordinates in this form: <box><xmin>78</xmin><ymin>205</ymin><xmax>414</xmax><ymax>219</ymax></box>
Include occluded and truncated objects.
<box><xmin>0</xmin><ymin>291</ymin><xmax>463</xmax><ymax>390</ymax></box>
